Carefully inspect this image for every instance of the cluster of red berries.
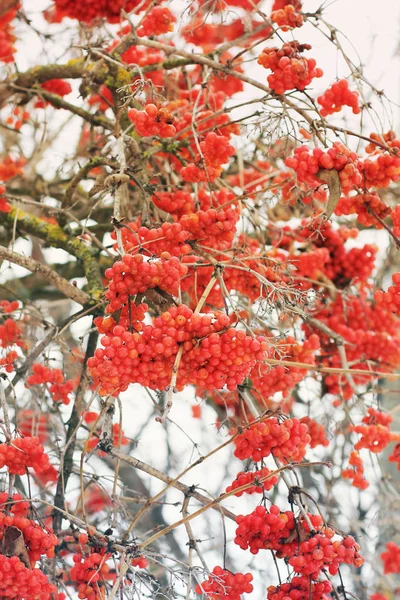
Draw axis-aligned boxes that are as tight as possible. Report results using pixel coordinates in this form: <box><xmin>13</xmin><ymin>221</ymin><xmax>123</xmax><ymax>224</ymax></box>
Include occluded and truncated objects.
<box><xmin>375</xmin><ymin>272</ymin><xmax>400</xmax><ymax>315</ymax></box>
<box><xmin>131</xmin><ymin>556</ymin><xmax>149</xmax><ymax>568</ymax></box>
<box><xmin>18</xmin><ymin>410</ymin><xmax>49</xmax><ymax>443</ymax></box>
<box><xmin>288</xmin><ymin>530</ymin><xmax>364</xmax><ymax>577</ymax></box>
<box><xmin>4</xmin><ymin>106</ymin><xmax>30</xmax><ymax>131</ymax></box>
<box><xmin>285</xmin><ymin>143</ymin><xmax>363</xmax><ymax>193</ymax></box>
<box><xmin>152</xmin><ymin>186</ymin><xmax>232</xmax><ymax>218</ymax></box>
<box><xmin>392</xmin><ymin>204</ymin><xmax>400</xmax><ymax>237</ymax></box>
<box><xmin>69</xmin><ymin>552</ymin><xmax>112</xmax><ymax>599</ymax></box>
<box><xmin>194</xmin><ymin>567</ymin><xmax>253</xmax><ymax>599</ymax></box>
<box><xmin>272</xmin><ymin>0</ymin><xmax>302</xmax><ymax>9</ymax></box>
<box><xmin>115</xmin><ymin>220</ymin><xmax>192</xmax><ymax>257</ymax></box>
<box><xmin>179</xmin><ymin>205</ymin><xmax>240</xmax><ymax>250</ymax></box>
<box><xmin>26</xmin><ymin>363</ymin><xmax>74</xmax><ymax>405</ymax></box>
<box><xmin>104</xmin><ymin>252</ymin><xmax>188</xmax><ymax>312</ymax></box>
<box><xmin>233</xmin><ymin>416</ymin><xmax>311</xmax><ymax>463</ymax></box>
<box><xmin>181</xmin><ymin>132</ymin><xmax>235</xmax><ymax>182</ymax></box>
<box><xmin>35</xmin><ymin>78</ymin><xmax>73</xmax><ymax>108</ymax></box>
<box><xmin>335</xmin><ymin>192</ymin><xmax>391</xmax><ymax>227</ymax></box>
<box><xmin>0</xmin><ymin>301</ymin><xmax>19</xmax><ymax>315</ymax></box>
<box><xmin>361</xmin><ymin>153</ymin><xmax>400</xmax><ymax>189</ymax></box>
<box><xmin>250</xmin><ymin>335</ymin><xmax>320</xmax><ymax>401</ymax></box>
<box><xmin>317</xmin><ymin>79</ymin><xmax>361</xmax><ymax>116</ymax></box>
<box><xmin>271</xmin><ymin>4</ymin><xmax>303</xmax><ymax>30</ymax></box>
<box><xmin>0</xmin><ymin>5</ymin><xmax>19</xmax><ymax>64</ymax></box>
<box><xmin>182</xmin><ymin>17</ymin><xmax>247</xmax><ymax>50</ymax></box>
<box><xmin>258</xmin><ymin>41</ymin><xmax>323</xmax><ymax>95</ymax></box>
<box><xmin>0</xmin><ymin>512</ymin><xmax>58</xmax><ymax>563</ymax></box>
<box><xmin>342</xmin><ymin>451</ymin><xmax>369</xmax><ymax>490</ymax></box>
<box><xmin>89</xmin><ymin>305</ymin><xmax>267</xmax><ymax>395</ymax></box>
<box><xmin>0</xmin><ymin>437</ymin><xmax>51</xmax><ymax>475</ymax></box>
<box><xmin>349</xmin><ymin>408</ymin><xmax>400</xmax><ymax>453</ymax></box>
<box><xmin>292</xmin><ymin>248</ymin><xmax>330</xmax><ymax>280</ymax></box>
<box><xmin>0</xmin><ymin>555</ymin><xmax>57</xmax><ymax>599</ymax></box>
<box><xmin>0</xmin><ymin>492</ymin><xmax>30</xmax><ymax>517</ymax></box>
<box><xmin>388</xmin><ymin>443</ymin><xmax>400</xmax><ymax>470</ymax></box>
<box><xmin>381</xmin><ymin>541</ymin><xmax>400</xmax><ymax>574</ymax></box>
<box><xmin>0</xmin><ymin>156</ymin><xmax>25</xmax><ymax>181</ymax></box>
<box><xmin>137</xmin><ymin>7</ymin><xmax>175</xmax><ymax>37</ymax></box>
<box><xmin>52</xmin><ymin>0</ymin><xmax>147</xmax><ymax>23</ymax></box>
<box><xmin>299</xmin><ymin>416</ymin><xmax>329</xmax><ymax>448</ymax></box>
<box><xmin>84</xmin><ymin>485</ymin><xmax>112</xmax><ymax>514</ymax></box>
<box><xmin>128</xmin><ymin>104</ymin><xmax>176</xmax><ymax>138</ymax></box>
<box><xmin>234</xmin><ymin>505</ymin><xmax>296</xmax><ymax>554</ymax></box>
<box><xmin>0</xmin><ymin>185</ymin><xmax>11</xmax><ymax>213</ymax></box>
<box><xmin>267</xmin><ymin>576</ymin><xmax>332</xmax><ymax>600</ymax></box>
<box><xmin>0</xmin><ymin>350</ymin><xmax>18</xmax><ymax>373</ymax></box>
<box><xmin>225</xmin><ymin>467</ymin><xmax>279</xmax><ymax>496</ymax></box>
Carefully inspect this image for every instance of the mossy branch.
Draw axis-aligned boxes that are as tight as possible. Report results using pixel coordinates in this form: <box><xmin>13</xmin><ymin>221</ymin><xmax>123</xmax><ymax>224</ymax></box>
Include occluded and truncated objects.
<box><xmin>3</xmin><ymin>207</ymin><xmax>104</xmax><ymax>302</ymax></box>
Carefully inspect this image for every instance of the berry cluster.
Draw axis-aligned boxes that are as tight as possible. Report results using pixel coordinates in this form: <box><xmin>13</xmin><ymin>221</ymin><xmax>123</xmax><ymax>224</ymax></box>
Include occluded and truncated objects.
<box><xmin>0</xmin><ymin>555</ymin><xmax>57</xmax><ymax>599</ymax></box>
<box><xmin>0</xmin><ymin>5</ymin><xmax>19</xmax><ymax>64</ymax></box>
<box><xmin>299</xmin><ymin>416</ymin><xmax>329</xmax><ymax>448</ymax></box>
<box><xmin>272</xmin><ymin>0</ymin><xmax>302</xmax><ymax>9</ymax></box>
<box><xmin>0</xmin><ymin>318</ymin><xmax>24</xmax><ymax>348</ymax></box>
<box><xmin>258</xmin><ymin>41</ymin><xmax>323</xmax><ymax>95</ymax></box>
<box><xmin>349</xmin><ymin>408</ymin><xmax>400</xmax><ymax>453</ymax></box>
<box><xmin>342</xmin><ymin>451</ymin><xmax>369</xmax><ymax>490</ymax></box>
<box><xmin>360</xmin><ymin>133</ymin><xmax>400</xmax><ymax>189</ymax></box>
<box><xmin>317</xmin><ymin>79</ymin><xmax>361</xmax><ymax>116</ymax></box>
<box><xmin>104</xmin><ymin>252</ymin><xmax>187</xmax><ymax>312</ymax></box>
<box><xmin>4</xmin><ymin>106</ymin><xmax>30</xmax><ymax>131</ymax></box>
<box><xmin>0</xmin><ymin>156</ymin><xmax>25</xmax><ymax>181</ymax></box>
<box><xmin>271</xmin><ymin>4</ymin><xmax>303</xmax><ymax>30</ymax></box>
<box><xmin>292</xmin><ymin>248</ymin><xmax>330</xmax><ymax>279</ymax></box>
<box><xmin>114</xmin><ymin>221</ymin><xmax>192</xmax><ymax>257</ymax></box>
<box><xmin>195</xmin><ymin>567</ymin><xmax>253</xmax><ymax>599</ymax></box>
<box><xmin>375</xmin><ymin>272</ymin><xmax>400</xmax><ymax>315</ymax></box>
<box><xmin>0</xmin><ymin>301</ymin><xmax>19</xmax><ymax>314</ymax></box>
<box><xmin>285</xmin><ymin>143</ymin><xmax>363</xmax><ymax>193</ymax></box>
<box><xmin>0</xmin><ymin>350</ymin><xmax>18</xmax><ymax>373</ymax></box>
<box><xmin>267</xmin><ymin>576</ymin><xmax>332</xmax><ymax>600</ymax></box>
<box><xmin>233</xmin><ymin>416</ymin><xmax>311</xmax><ymax>463</ymax></box>
<box><xmin>69</xmin><ymin>552</ymin><xmax>112</xmax><ymax>599</ymax></box>
<box><xmin>18</xmin><ymin>410</ymin><xmax>49</xmax><ymax>443</ymax></box>
<box><xmin>35</xmin><ymin>78</ymin><xmax>73</xmax><ymax>108</ymax></box>
<box><xmin>225</xmin><ymin>467</ymin><xmax>279</xmax><ymax>496</ymax></box>
<box><xmin>234</xmin><ymin>505</ymin><xmax>296</xmax><ymax>554</ymax></box>
<box><xmin>181</xmin><ymin>132</ymin><xmax>235</xmax><ymax>182</ymax></box>
<box><xmin>131</xmin><ymin>556</ymin><xmax>149</xmax><ymax>568</ymax></box>
<box><xmin>288</xmin><ymin>530</ymin><xmax>364</xmax><ymax>577</ymax></box>
<box><xmin>128</xmin><ymin>104</ymin><xmax>176</xmax><ymax>137</ymax></box>
<box><xmin>52</xmin><ymin>0</ymin><xmax>147</xmax><ymax>23</ymax></box>
<box><xmin>0</xmin><ymin>437</ymin><xmax>51</xmax><ymax>475</ymax></box>
<box><xmin>26</xmin><ymin>363</ymin><xmax>74</xmax><ymax>405</ymax></box>
<box><xmin>0</xmin><ymin>492</ymin><xmax>30</xmax><ymax>517</ymax></box>
<box><xmin>335</xmin><ymin>192</ymin><xmax>391</xmax><ymax>227</ymax></box>
<box><xmin>250</xmin><ymin>335</ymin><xmax>320</xmax><ymax>401</ymax></box>
<box><xmin>0</xmin><ymin>185</ymin><xmax>10</xmax><ymax>212</ymax></box>
<box><xmin>137</xmin><ymin>7</ymin><xmax>175</xmax><ymax>37</ymax></box>
<box><xmin>89</xmin><ymin>306</ymin><xmax>267</xmax><ymax>395</ymax></box>
<box><xmin>0</xmin><ymin>512</ymin><xmax>58</xmax><ymax>563</ymax></box>
<box><xmin>84</xmin><ymin>485</ymin><xmax>112</xmax><ymax>514</ymax></box>
<box><xmin>381</xmin><ymin>541</ymin><xmax>400</xmax><ymax>574</ymax></box>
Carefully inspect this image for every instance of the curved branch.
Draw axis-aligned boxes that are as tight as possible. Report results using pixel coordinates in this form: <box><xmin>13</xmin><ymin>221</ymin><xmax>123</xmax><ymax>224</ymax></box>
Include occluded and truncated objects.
<box><xmin>0</xmin><ymin>245</ymin><xmax>90</xmax><ymax>305</ymax></box>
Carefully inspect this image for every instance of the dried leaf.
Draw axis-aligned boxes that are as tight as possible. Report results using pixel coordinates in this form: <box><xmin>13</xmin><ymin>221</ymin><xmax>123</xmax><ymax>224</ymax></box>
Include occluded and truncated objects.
<box><xmin>2</xmin><ymin>526</ymin><xmax>31</xmax><ymax>568</ymax></box>
<box><xmin>317</xmin><ymin>168</ymin><xmax>341</xmax><ymax>219</ymax></box>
